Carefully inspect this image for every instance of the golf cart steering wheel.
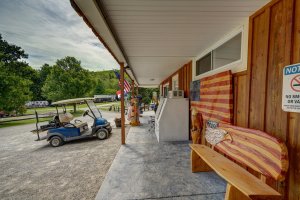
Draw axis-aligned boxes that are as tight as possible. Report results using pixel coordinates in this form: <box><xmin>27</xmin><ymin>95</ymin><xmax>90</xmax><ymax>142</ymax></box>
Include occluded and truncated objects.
<box><xmin>83</xmin><ymin>110</ymin><xmax>89</xmax><ymax>117</ymax></box>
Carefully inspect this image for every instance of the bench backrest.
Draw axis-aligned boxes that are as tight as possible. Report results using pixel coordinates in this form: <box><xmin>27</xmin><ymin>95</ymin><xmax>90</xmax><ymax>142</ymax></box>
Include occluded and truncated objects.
<box><xmin>215</xmin><ymin>123</ymin><xmax>289</xmax><ymax>181</ymax></box>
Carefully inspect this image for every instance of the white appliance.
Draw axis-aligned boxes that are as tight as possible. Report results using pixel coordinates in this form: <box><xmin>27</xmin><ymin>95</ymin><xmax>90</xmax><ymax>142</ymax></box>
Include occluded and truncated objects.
<box><xmin>155</xmin><ymin>97</ymin><xmax>189</xmax><ymax>142</ymax></box>
<box><xmin>168</xmin><ymin>90</ymin><xmax>184</xmax><ymax>98</ymax></box>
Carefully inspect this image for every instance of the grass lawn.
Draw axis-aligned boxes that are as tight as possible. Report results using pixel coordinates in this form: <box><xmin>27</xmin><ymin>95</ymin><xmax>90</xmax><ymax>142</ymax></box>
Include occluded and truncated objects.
<box><xmin>0</xmin><ymin>102</ymin><xmax>122</xmax><ymax>129</ymax></box>
<box><xmin>0</xmin><ymin>111</ymin><xmax>84</xmax><ymax>129</ymax></box>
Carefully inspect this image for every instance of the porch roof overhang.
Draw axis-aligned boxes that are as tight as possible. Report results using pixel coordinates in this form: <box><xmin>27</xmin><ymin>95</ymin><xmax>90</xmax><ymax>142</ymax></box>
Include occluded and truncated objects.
<box><xmin>71</xmin><ymin>0</ymin><xmax>269</xmax><ymax>87</ymax></box>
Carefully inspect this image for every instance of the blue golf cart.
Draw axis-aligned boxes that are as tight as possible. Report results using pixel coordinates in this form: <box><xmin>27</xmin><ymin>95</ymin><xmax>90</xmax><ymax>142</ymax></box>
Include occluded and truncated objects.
<box><xmin>33</xmin><ymin>98</ymin><xmax>112</xmax><ymax>147</ymax></box>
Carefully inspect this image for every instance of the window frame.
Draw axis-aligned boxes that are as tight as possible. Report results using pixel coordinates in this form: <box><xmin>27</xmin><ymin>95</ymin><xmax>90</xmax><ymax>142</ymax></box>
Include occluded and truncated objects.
<box><xmin>195</xmin><ymin>52</ymin><xmax>212</xmax><ymax>76</ymax></box>
<box><xmin>193</xmin><ymin>27</ymin><xmax>244</xmax><ymax>80</ymax></box>
<box><xmin>212</xmin><ymin>32</ymin><xmax>242</xmax><ymax>70</ymax></box>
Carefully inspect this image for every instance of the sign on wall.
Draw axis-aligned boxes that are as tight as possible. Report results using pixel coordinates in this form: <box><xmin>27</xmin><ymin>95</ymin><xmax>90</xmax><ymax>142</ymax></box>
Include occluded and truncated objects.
<box><xmin>282</xmin><ymin>63</ymin><xmax>300</xmax><ymax>113</ymax></box>
<box><xmin>190</xmin><ymin>80</ymin><xmax>200</xmax><ymax>101</ymax></box>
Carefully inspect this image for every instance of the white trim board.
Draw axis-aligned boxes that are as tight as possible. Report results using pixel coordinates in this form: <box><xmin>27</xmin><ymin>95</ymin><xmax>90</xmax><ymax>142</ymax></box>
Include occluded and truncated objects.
<box><xmin>192</xmin><ymin>19</ymin><xmax>249</xmax><ymax>81</ymax></box>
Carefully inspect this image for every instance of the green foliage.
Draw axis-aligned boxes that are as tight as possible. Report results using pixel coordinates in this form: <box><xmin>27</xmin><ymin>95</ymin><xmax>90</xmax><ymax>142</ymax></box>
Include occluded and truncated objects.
<box><xmin>30</xmin><ymin>64</ymin><xmax>53</xmax><ymax>100</ymax></box>
<box><xmin>29</xmin><ymin>69</ymin><xmax>42</xmax><ymax>101</ymax></box>
<box><xmin>94</xmin><ymin>80</ymin><xmax>105</xmax><ymax>94</ymax></box>
<box><xmin>0</xmin><ymin>34</ymin><xmax>28</xmax><ymax>63</ymax></box>
<box><xmin>0</xmin><ymin>62</ymin><xmax>32</xmax><ymax>114</ymax></box>
<box><xmin>0</xmin><ymin>34</ymin><xmax>33</xmax><ymax>114</ymax></box>
<box><xmin>138</xmin><ymin>87</ymin><xmax>159</xmax><ymax>104</ymax></box>
<box><xmin>42</xmin><ymin>57</ymin><xmax>94</xmax><ymax>101</ymax></box>
<box><xmin>0</xmin><ymin>34</ymin><xmax>147</xmax><ymax>115</ymax></box>
<box><xmin>90</xmin><ymin>70</ymin><xmax>119</xmax><ymax>95</ymax></box>
<box><xmin>39</xmin><ymin>64</ymin><xmax>52</xmax><ymax>82</ymax></box>
<box><xmin>142</xmin><ymin>96</ymin><xmax>152</xmax><ymax>104</ymax></box>
<box><xmin>103</xmin><ymin>88</ymin><xmax>117</xmax><ymax>95</ymax></box>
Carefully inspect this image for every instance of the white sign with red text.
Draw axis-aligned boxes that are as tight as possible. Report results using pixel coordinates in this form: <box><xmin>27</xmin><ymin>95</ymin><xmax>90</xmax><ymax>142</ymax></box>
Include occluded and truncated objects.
<box><xmin>282</xmin><ymin>63</ymin><xmax>300</xmax><ymax>113</ymax></box>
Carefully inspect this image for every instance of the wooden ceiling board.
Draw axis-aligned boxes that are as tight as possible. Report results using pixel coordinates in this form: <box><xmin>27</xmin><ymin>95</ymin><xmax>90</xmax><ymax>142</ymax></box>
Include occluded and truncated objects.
<box><xmin>74</xmin><ymin>0</ymin><xmax>270</xmax><ymax>86</ymax></box>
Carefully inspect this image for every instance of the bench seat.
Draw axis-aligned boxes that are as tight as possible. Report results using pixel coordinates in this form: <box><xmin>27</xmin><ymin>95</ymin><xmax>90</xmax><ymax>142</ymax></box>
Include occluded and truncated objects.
<box><xmin>190</xmin><ymin>144</ymin><xmax>281</xmax><ymax>200</ymax></box>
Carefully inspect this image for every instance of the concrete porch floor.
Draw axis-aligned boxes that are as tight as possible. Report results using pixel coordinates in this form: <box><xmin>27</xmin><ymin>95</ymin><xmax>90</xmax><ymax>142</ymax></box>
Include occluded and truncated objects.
<box><xmin>96</xmin><ymin>114</ymin><xmax>226</xmax><ymax>200</ymax></box>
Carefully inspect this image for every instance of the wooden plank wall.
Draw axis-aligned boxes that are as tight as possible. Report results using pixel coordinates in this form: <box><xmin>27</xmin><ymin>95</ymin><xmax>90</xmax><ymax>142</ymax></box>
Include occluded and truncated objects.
<box><xmin>178</xmin><ymin>61</ymin><xmax>192</xmax><ymax>97</ymax></box>
<box><xmin>288</xmin><ymin>0</ymin><xmax>300</xmax><ymax>198</ymax></box>
<box><xmin>232</xmin><ymin>0</ymin><xmax>300</xmax><ymax>198</ymax></box>
<box><xmin>233</xmin><ymin>71</ymin><xmax>248</xmax><ymax>128</ymax></box>
<box><xmin>160</xmin><ymin>61</ymin><xmax>192</xmax><ymax>98</ymax></box>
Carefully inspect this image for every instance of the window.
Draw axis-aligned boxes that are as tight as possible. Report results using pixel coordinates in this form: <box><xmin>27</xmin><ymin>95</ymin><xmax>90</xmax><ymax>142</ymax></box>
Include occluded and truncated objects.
<box><xmin>173</xmin><ymin>80</ymin><xmax>178</xmax><ymax>90</ymax></box>
<box><xmin>213</xmin><ymin>33</ymin><xmax>242</xmax><ymax>69</ymax></box>
<box><xmin>163</xmin><ymin>86</ymin><xmax>169</xmax><ymax>98</ymax></box>
<box><xmin>195</xmin><ymin>32</ymin><xmax>242</xmax><ymax>76</ymax></box>
<box><xmin>196</xmin><ymin>52</ymin><xmax>212</xmax><ymax>76</ymax></box>
<box><xmin>172</xmin><ymin>74</ymin><xmax>179</xmax><ymax>90</ymax></box>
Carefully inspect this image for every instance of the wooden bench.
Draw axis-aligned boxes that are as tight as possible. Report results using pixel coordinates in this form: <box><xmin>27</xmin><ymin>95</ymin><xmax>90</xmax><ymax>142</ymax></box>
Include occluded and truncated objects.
<box><xmin>190</xmin><ymin>123</ymin><xmax>289</xmax><ymax>200</ymax></box>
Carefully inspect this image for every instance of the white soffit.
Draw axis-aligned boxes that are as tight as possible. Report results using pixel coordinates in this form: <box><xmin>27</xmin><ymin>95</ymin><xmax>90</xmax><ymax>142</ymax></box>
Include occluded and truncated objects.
<box><xmin>74</xmin><ymin>0</ymin><xmax>270</xmax><ymax>87</ymax></box>
<box><xmin>73</xmin><ymin>0</ymin><xmax>126</xmax><ymax>64</ymax></box>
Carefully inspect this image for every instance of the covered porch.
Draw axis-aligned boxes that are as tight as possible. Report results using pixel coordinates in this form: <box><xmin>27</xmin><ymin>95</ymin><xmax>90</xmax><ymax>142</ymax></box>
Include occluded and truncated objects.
<box><xmin>71</xmin><ymin>0</ymin><xmax>300</xmax><ymax>199</ymax></box>
<box><xmin>96</xmin><ymin>114</ymin><xmax>226</xmax><ymax>200</ymax></box>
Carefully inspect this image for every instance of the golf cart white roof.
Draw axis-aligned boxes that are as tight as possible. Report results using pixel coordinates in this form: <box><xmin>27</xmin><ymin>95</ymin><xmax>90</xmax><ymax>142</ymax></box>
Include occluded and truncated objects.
<box><xmin>52</xmin><ymin>98</ymin><xmax>94</xmax><ymax>105</ymax></box>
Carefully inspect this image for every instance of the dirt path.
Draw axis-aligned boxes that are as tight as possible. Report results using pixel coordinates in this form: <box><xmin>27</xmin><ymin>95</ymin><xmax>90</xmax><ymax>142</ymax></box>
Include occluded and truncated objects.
<box><xmin>0</xmin><ymin>111</ymin><xmax>128</xmax><ymax>200</ymax></box>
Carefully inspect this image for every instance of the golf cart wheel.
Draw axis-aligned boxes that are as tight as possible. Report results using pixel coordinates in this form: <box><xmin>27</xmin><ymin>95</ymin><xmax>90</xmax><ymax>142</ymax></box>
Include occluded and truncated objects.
<box><xmin>97</xmin><ymin>129</ymin><xmax>108</xmax><ymax>140</ymax></box>
<box><xmin>49</xmin><ymin>136</ymin><xmax>63</xmax><ymax>147</ymax></box>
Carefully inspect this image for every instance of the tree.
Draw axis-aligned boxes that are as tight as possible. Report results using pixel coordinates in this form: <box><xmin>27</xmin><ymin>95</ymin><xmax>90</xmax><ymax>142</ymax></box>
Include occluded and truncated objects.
<box><xmin>42</xmin><ymin>57</ymin><xmax>94</xmax><ymax>102</ymax></box>
<box><xmin>29</xmin><ymin>69</ymin><xmax>42</xmax><ymax>101</ymax></box>
<box><xmin>0</xmin><ymin>34</ymin><xmax>32</xmax><ymax>114</ymax></box>
<box><xmin>39</xmin><ymin>64</ymin><xmax>52</xmax><ymax>83</ymax></box>
<box><xmin>138</xmin><ymin>87</ymin><xmax>159</xmax><ymax>104</ymax></box>
<box><xmin>103</xmin><ymin>88</ymin><xmax>116</xmax><ymax>95</ymax></box>
<box><xmin>0</xmin><ymin>34</ymin><xmax>28</xmax><ymax>63</ymax></box>
<box><xmin>90</xmin><ymin>70</ymin><xmax>119</xmax><ymax>96</ymax></box>
<box><xmin>0</xmin><ymin>62</ymin><xmax>32</xmax><ymax>114</ymax></box>
<box><xmin>94</xmin><ymin>80</ymin><xmax>105</xmax><ymax>94</ymax></box>
<box><xmin>30</xmin><ymin>64</ymin><xmax>53</xmax><ymax>101</ymax></box>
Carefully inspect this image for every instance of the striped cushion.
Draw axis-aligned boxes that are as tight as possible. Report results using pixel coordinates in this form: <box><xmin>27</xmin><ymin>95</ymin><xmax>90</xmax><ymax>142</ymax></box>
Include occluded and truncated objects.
<box><xmin>215</xmin><ymin>123</ymin><xmax>289</xmax><ymax>181</ymax></box>
<box><xmin>191</xmin><ymin>71</ymin><xmax>233</xmax><ymax>124</ymax></box>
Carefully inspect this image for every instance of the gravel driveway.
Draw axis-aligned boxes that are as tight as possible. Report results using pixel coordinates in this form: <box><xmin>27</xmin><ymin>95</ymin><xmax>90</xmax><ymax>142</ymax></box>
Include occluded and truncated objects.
<box><xmin>0</xmin><ymin>111</ymin><xmax>128</xmax><ymax>200</ymax></box>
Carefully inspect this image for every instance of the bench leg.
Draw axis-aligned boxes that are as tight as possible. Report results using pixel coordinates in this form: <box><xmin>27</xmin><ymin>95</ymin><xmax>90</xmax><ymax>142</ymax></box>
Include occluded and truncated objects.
<box><xmin>191</xmin><ymin>149</ymin><xmax>212</xmax><ymax>172</ymax></box>
<box><xmin>225</xmin><ymin>183</ymin><xmax>251</xmax><ymax>200</ymax></box>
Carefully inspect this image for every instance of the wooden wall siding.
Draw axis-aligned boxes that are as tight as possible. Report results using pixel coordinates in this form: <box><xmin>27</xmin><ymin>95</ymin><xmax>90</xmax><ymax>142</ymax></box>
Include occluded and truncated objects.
<box><xmin>265</xmin><ymin>1</ymin><xmax>289</xmax><ymax>141</ymax></box>
<box><xmin>248</xmin><ymin>9</ymin><xmax>270</xmax><ymax>131</ymax></box>
<box><xmin>160</xmin><ymin>61</ymin><xmax>192</xmax><ymax>98</ymax></box>
<box><xmin>182</xmin><ymin>61</ymin><xmax>192</xmax><ymax>97</ymax></box>
<box><xmin>235</xmin><ymin>0</ymin><xmax>300</xmax><ymax>198</ymax></box>
<box><xmin>168</xmin><ymin>78</ymin><xmax>172</xmax><ymax>91</ymax></box>
<box><xmin>233</xmin><ymin>71</ymin><xmax>248</xmax><ymax>128</ymax></box>
<box><xmin>288</xmin><ymin>0</ymin><xmax>300</xmax><ymax>198</ymax></box>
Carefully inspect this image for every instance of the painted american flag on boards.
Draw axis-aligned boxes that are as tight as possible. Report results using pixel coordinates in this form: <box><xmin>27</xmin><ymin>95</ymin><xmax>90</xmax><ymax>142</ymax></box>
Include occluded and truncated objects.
<box><xmin>191</xmin><ymin>70</ymin><xmax>233</xmax><ymax>124</ymax></box>
<box><xmin>215</xmin><ymin>123</ymin><xmax>289</xmax><ymax>181</ymax></box>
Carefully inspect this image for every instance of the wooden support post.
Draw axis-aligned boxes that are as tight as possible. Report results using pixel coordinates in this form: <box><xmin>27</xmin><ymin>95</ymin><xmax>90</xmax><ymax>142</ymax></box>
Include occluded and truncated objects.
<box><xmin>260</xmin><ymin>174</ymin><xmax>267</xmax><ymax>183</ymax></box>
<box><xmin>120</xmin><ymin>62</ymin><xmax>125</xmax><ymax>145</ymax></box>
<box><xmin>191</xmin><ymin>149</ymin><xmax>212</xmax><ymax>172</ymax></box>
<box><xmin>131</xmin><ymin>80</ymin><xmax>135</xmax><ymax>98</ymax></box>
<box><xmin>73</xmin><ymin>103</ymin><xmax>77</xmax><ymax>113</ymax></box>
<box><xmin>225</xmin><ymin>184</ymin><xmax>250</xmax><ymax>200</ymax></box>
<box><xmin>201</xmin><ymin>121</ymin><xmax>207</xmax><ymax>145</ymax></box>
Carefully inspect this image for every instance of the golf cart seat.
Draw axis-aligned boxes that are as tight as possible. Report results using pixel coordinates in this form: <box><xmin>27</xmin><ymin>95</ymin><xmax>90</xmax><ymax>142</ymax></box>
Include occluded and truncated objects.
<box><xmin>59</xmin><ymin>112</ymin><xmax>74</xmax><ymax>123</ymax></box>
<box><xmin>74</xmin><ymin>121</ymin><xmax>88</xmax><ymax>128</ymax></box>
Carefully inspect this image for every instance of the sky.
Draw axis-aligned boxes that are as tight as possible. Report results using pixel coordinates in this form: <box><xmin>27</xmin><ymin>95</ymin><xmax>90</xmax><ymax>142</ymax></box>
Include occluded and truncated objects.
<box><xmin>0</xmin><ymin>0</ymin><xmax>119</xmax><ymax>71</ymax></box>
